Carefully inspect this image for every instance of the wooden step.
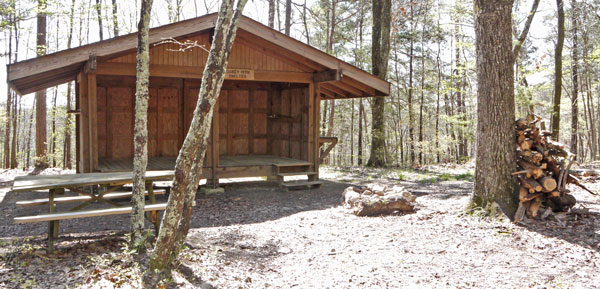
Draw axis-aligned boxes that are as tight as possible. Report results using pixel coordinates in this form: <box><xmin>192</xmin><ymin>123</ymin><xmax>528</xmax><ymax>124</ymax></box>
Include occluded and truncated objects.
<box><xmin>16</xmin><ymin>190</ymin><xmax>166</xmax><ymax>207</ymax></box>
<box><xmin>281</xmin><ymin>181</ymin><xmax>323</xmax><ymax>190</ymax></box>
<box><xmin>277</xmin><ymin>172</ymin><xmax>317</xmax><ymax>177</ymax></box>
<box><xmin>14</xmin><ymin>203</ymin><xmax>168</xmax><ymax>224</ymax></box>
<box><xmin>273</xmin><ymin>162</ymin><xmax>311</xmax><ymax>168</ymax></box>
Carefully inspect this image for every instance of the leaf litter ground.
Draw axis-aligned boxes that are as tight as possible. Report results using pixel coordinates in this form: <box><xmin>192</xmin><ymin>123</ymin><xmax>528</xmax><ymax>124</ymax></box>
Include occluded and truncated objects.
<box><xmin>0</xmin><ymin>164</ymin><xmax>599</xmax><ymax>288</ymax></box>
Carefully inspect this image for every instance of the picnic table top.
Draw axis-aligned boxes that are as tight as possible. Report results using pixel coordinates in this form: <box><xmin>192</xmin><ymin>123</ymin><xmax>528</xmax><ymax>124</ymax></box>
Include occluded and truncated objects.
<box><xmin>12</xmin><ymin>170</ymin><xmax>175</xmax><ymax>192</ymax></box>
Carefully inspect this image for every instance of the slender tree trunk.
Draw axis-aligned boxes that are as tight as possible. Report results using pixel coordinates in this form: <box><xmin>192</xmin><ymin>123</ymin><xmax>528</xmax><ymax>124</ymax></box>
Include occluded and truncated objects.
<box><xmin>302</xmin><ymin>0</ymin><xmax>309</xmax><ymax>44</ymax></box>
<box><xmin>367</xmin><ymin>0</ymin><xmax>391</xmax><ymax>167</ymax></box>
<box><xmin>130</xmin><ymin>0</ymin><xmax>154</xmax><ymax>251</ymax></box>
<box><xmin>472</xmin><ymin>0</ymin><xmax>518</xmax><ymax>217</ymax></box>
<box><xmin>407</xmin><ymin>5</ymin><xmax>415</xmax><ymax>166</ymax></box>
<box><xmin>26</xmin><ymin>98</ymin><xmax>35</xmax><ymax>169</ymax></box>
<box><xmin>358</xmin><ymin>99</ymin><xmax>363</xmax><ymax>165</ymax></box>
<box><xmin>95</xmin><ymin>0</ymin><xmax>104</xmax><ymax>40</ymax></box>
<box><xmin>551</xmin><ymin>0</ymin><xmax>565</xmax><ymax>141</ymax></box>
<box><xmin>35</xmin><ymin>0</ymin><xmax>48</xmax><ymax>169</ymax></box>
<box><xmin>435</xmin><ymin>0</ymin><xmax>442</xmax><ymax>163</ymax></box>
<box><xmin>147</xmin><ymin>0</ymin><xmax>248</xmax><ymax>280</ymax></box>
<box><xmin>268</xmin><ymin>0</ymin><xmax>275</xmax><ymax>28</ymax></box>
<box><xmin>512</xmin><ymin>0</ymin><xmax>541</xmax><ymax>61</ymax></box>
<box><xmin>4</xmin><ymin>17</ymin><xmax>13</xmax><ymax>169</ymax></box>
<box><xmin>112</xmin><ymin>0</ymin><xmax>119</xmax><ymax>36</ymax></box>
<box><xmin>570</xmin><ymin>0</ymin><xmax>578</xmax><ymax>157</ymax></box>
<box><xmin>10</xmin><ymin>94</ymin><xmax>18</xmax><ymax>169</ymax></box>
<box><xmin>51</xmin><ymin>88</ymin><xmax>57</xmax><ymax>167</ymax></box>
<box><xmin>64</xmin><ymin>0</ymin><xmax>76</xmax><ymax>169</ymax></box>
<box><xmin>284</xmin><ymin>0</ymin><xmax>291</xmax><ymax>35</ymax></box>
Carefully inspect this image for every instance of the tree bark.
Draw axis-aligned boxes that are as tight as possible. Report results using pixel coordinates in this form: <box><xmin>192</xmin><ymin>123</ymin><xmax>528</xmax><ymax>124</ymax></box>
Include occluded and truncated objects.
<box><xmin>4</xmin><ymin>14</ymin><xmax>13</xmax><ymax>169</ymax></box>
<box><xmin>284</xmin><ymin>0</ymin><xmax>291</xmax><ymax>35</ymax></box>
<box><xmin>268</xmin><ymin>0</ymin><xmax>275</xmax><ymax>28</ymax></box>
<box><xmin>35</xmin><ymin>0</ymin><xmax>48</xmax><ymax>169</ymax></box>
<box><xmin>64</xmin><ymin>0</ymin><xmax>76</xmax><ymax>169</ymax></box>
<box><xmin>472</xmin><ymin>0</ymin><xmax>518</xmax><ymax>218</ymax></box>
<box><xmin>130</xmin><ymin>0</ymin><xmax>153</xmax><ymax>251</ymax></box>
<box><xmin>112</xmin><ymin>0</ymin><xmax>119</xmax><ymax>36</ymax></box>
<box><xmin>95</xmin><ymin>0</ymin><xmax>104</xmax><ymax>40</ymax></box>
<box><xmin>570</xmin><ymin>0</ymin><xmax>578</xmax><ymax>157</ymax></box>
<box><xmin>551</xmin><ymin>0</ymin><xmax>565</xmax><ymax>141</ymax></box>
<box><xmin>147</xmin><ymin>0</ymin><xmax>248</xmax><ymax>281</ymax></box>
<box><xmin>367</xmin><ymin>0</ymin><xmax>391</xmax><ymax>167</ymax></box>
<box><xmin>512</xmin><ymin>0</ymin><xmax>540</xmax><ymax>62</ymax></box>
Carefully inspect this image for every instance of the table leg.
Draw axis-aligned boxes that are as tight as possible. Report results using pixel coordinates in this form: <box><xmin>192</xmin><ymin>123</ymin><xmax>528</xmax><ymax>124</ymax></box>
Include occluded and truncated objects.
<box><xmin>48</xmin><ymin>189</ymin><xmax>59</xmax><ymax>252</ymax></box>
<box><xmin>146</xmin><ymin>181</ymin><xmax>160</xmax><ymax>235</ymax></box>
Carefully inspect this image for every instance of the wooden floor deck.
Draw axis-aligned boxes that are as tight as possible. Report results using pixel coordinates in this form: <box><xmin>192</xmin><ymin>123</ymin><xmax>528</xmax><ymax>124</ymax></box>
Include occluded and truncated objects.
<box><xmin>97</xmin><ymin>155</ymin><xmax>311</xmax><ymax>172</ymax></box>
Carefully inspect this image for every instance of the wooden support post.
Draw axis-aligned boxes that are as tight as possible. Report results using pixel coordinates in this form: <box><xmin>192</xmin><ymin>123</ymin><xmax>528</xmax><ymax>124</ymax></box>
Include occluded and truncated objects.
<box><xmin>78</xmin><ymin>72</ymin><xmax>91</xmax><ymax>172</ymax></box>
<box><xmin>210</xmin><ymin>100</ymin><xmax>219</xmax><ymax>188</ymax></box>
<box><xmin>47</xmin><ymin>188</ymin><xmax>59</xmax><ymax>252</ymax></box>
<box><xmin>311</xmin><ymin>83</ymin><xmax>321</xmax><ymax>180</ymax></box>
<box><xmin>87</xmin><ymin>72</ymin><xmax>98</xmax><ymax>172</ymax></box>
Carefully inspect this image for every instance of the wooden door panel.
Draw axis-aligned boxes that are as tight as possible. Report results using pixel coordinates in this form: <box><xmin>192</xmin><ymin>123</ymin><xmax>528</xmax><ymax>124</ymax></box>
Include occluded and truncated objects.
<box><xmin>158</xmin><ymin>88</ymin><xmax>179</xmax><ymax>157</ymax></box>
<box><xmin>107</xmin><ymin>87</ymin><xmax>133</xmax><ymax>159</ymax></box>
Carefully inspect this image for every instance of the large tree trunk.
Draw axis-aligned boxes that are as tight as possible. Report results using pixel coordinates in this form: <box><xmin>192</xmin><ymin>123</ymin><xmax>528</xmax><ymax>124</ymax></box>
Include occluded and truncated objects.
<box><xmin>367</xmin><ymin>0</ymin><xmax>391</xmax><ymax>167</ymax></box>
<box><xmin>472</xmin><ymin>0</ymin><xmax>518</xmax><ymax>218</ymax></box>
<box><xmin>147</xmin><ymin>0</ymin><xmax>248</xmax><ymax>282</ymax></box>
<box><xmin>551</xmin><ymin>0</ymin><xmax>565</xmax><ymax>141</ymax></box>
<box><xmin>35</xmin><ymin>0</ymin><xmax>48</xmax><ymax>169</ymax></box>
<box><xmin>570</xmin><ymin>0</ymin><xmax>578</xmax><ymax>157</ymax></box>
<box><xmin>130</xmin><ymin>0</ymin><xmax>153</xmax><ymax>251</ymax></box>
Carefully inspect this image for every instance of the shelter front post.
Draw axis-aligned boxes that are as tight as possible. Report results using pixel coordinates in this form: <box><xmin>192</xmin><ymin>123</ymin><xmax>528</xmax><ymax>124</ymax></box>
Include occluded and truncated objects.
<box><xmin>77</xmin><ymin>72</ymin><xmax>90</xmax><ymax>173</ymax></box>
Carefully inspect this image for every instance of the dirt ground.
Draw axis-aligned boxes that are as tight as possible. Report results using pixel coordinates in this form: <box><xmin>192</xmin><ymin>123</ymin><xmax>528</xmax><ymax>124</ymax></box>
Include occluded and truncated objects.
<box><xmin>0</xmin><ymin>165</ymin><xmax>599</xmax><ymax>288</ymax></box>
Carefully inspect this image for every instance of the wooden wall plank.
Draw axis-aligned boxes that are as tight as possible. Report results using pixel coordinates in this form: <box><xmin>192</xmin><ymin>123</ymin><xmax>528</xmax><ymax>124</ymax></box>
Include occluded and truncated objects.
<box><xmin>78</xmin><ymin>71</ymin><xmax>90</xmax><ymax>172</ymax></box>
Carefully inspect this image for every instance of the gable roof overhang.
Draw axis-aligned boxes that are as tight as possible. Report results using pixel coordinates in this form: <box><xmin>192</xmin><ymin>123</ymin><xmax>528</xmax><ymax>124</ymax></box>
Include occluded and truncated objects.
<box><xmin>7</xmin><ymin>13</ymin><xmax>390</xmax><ymax>98</ymax></box>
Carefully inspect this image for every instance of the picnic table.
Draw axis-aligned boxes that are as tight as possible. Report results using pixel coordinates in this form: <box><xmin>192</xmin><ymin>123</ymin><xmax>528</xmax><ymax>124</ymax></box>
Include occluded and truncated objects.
<box><xmin>12</xmin><ymin>171</ymin><xmax>174</xmax><ymax>252</ymax></box>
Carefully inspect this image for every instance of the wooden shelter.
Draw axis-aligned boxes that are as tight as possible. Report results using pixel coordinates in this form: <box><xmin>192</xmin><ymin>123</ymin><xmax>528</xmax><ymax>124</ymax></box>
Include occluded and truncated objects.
<box><xmin>7</xmin><ymin>14</ymin><xmax>389</xmax><ymax>187</ymax></box>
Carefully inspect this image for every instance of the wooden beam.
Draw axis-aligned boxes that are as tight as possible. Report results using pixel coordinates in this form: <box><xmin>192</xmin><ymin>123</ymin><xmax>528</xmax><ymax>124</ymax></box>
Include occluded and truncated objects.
<box><xmin>8</xmin><ymin>14</ymin><xmax>218</xmax><ymax>82</ymax></box>
<box><xmin>95</xmin><ymin>62</ymin><xmax>314</xmax><ymax>83</ymax></box>
<box><xmin>313</xmin><ymin>69</ymin><xmax>342</xmax><ymax>83</ymax></box>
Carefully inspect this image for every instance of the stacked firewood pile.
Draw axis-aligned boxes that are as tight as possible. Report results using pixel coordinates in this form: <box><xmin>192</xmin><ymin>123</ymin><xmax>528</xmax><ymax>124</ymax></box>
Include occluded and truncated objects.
<box><xmin>342</xmin><ymin>184</ymin><xmax>417</xmax><ymax>216</ymax></box>
<box><xmin>514</xmin><ymin>114</ymin><xmax>595</xmax><ymax>222</ymax></box>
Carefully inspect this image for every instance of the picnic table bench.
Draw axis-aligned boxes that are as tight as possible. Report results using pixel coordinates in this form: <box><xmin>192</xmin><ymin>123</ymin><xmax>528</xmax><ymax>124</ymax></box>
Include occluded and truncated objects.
<box><xmin>12</xmin><ymin>170</ymin><xmax>174</xmax><ymax>252</ymax></box>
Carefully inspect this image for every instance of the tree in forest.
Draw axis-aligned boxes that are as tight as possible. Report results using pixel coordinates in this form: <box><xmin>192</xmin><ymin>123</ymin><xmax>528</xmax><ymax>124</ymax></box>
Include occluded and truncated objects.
<box><xmin>268</xmin><ymin>0</ymin><xmax>275</xmax><ymax>28</ymax></box>
<box><xmin>145</xmin><ymin>0</ymin><xmax>248</xmax><ymax>282</ymax></box>
<box><xmin>130</xmin><ymin>0</ymin><xmax>153</xmax><ymax>251</ymax></box>
<box><xmin>366</xmin><ymin>0</ymin><xmax>391</xmax><ymax>167</ymax></box>
<box><xmin>551</xmin><ymin>0</ymin><xmax>565</xmax><ymax>141</ymax></box>
<box><xmin>35</xmin><ymin>0</ymin><xmax>48</xmax><ymax>169</ymax></box>
<box><xmin>285</xmin><ymin>0</ymin><xmax>291</xmax><ymax>35</ymax></box>
<box><xmin>471</xmin><ymin>0</ymin><xmax>518</xmax><ymax>217</ymax></box>
<box><xmin>570</xmin><ymin>0</ymin><xmax>579</xmax><ymax>156</ymax></box>
<box><xmin>95</xmin><ymin>0</ymin><xmax>103</xmax><ymax>40</ymax></box>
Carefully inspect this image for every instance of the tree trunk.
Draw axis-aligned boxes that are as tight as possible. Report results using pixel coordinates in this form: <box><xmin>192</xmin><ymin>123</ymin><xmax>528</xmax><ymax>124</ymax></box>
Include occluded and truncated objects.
<box><xmin>112</xmin><ymin>0</ymin><xmax>119</xmax><ymax>36</ymax></box>
<box><xmin>4</xmin><ymin>16</ymin><xmax>13</xmax><ymax>169</ymax></box>
<box><xmin>367</xmin><ymin>0</ymin><xmax>391</xmax><ymax>167</ymax></box>
<box><xmin>130</xmin><ymin>0</ymin><xmax>153</xmax><ymax>251</ymax></box>
<box><xmin>512</xmin><ymin>0</ymin><xmax>540</xmax><ymax>61</ymax></box>
<box><xmin>358</xmin><ymin>99</ymin><xmax>363</xmax><ymax>165</ymax></box>
<box><xmin>11</xmin><ymin>94</ymin><xmax>18</xmax><ymax>169</ymax></box>
<box><xmin>570</xmin><ymin>0</ymin><xmax>578</xmax><ymax>157</ymax></box>
<box><xmin>551</xmin><ymin>0</ymin><xmax>565</xmax><ymax>141</ymax></box>
<box><xmin>268</xmin><ymin>0</ymin><xmax>275</xmax><ymax>28</ymax></box>
<box><xmin>51</xmin><ymin>88</ymin><xmax>58</xmax><ymax>167</ymax></box>
<box><xmin>284</xmin><ymin>0</ymin><xmax>291</xmax><ymax>35</ymax></box>
<box><xmin>95</xmin><ymin>0</ymin><xmax>104</xmax><ymax>40</ymax></box>
<box><xmin>472</xmin><ymin>0</ymin><xmax>518</xmax><ymax>218</ymax></box>
<box><xmin>35</xmin><ymin>0</ymin><xmax>48</xmax><ymax>169</ymax></box>
<box><xmin>407</xmin><ymin>4</ymin><xmax>415</xmax><ymax>166</ymax></box>
<box><xmin>147</xmin><ymin>0</ymin><xmax>248</xmax><ymax>281</ymax></box>
<box><xmin>26</xmin><ymin>98</ymin><xmax>35</xmax><ymax>169</ymax></box>
<box><xmin>64</xmin><ymin>0</ymin><xmax>76</xmax><ymax>169</ymax></box>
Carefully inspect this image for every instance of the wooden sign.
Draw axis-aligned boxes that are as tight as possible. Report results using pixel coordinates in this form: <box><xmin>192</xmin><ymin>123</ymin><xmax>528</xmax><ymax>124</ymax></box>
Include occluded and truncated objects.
<box><xmin>225</xmin><ymin>69</ymin><xmax>254</xmax><ymax>80</ymax></box>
